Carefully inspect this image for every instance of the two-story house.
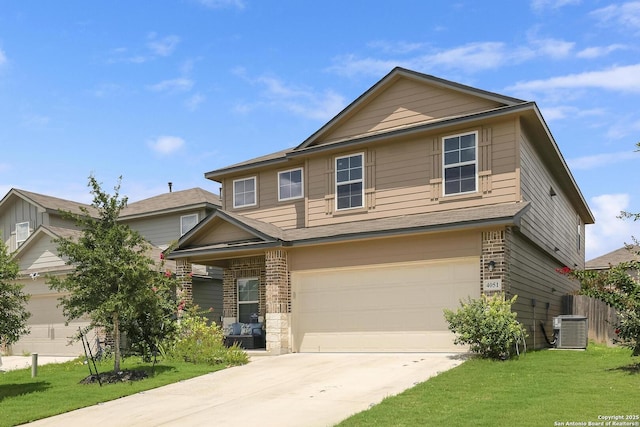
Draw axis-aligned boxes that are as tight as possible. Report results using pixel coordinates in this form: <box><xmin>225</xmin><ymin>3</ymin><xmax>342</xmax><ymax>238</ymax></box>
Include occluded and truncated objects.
<box><xmin>168</xmin><ymin>67</ymin><xmax>594</xmax><ymax>355</ymax></box>
<box><xmin>0</xmin><ymin>187</ymin><xmax>221</xmax><ymax>356</ymax></box>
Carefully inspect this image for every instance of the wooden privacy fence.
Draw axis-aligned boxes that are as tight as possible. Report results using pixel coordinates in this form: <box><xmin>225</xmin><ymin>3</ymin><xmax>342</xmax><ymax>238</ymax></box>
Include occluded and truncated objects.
<box><xmin>562</xmin><ymin>294</ymin><xmax>618</xmax><ymax>345</ymax></box>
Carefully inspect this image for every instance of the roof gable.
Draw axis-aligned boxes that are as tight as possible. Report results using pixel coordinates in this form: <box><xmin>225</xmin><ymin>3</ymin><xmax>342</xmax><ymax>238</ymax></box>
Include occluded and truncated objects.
<box><xmin>12</xmin><ymin>226</ymin><xmax>80</xmax><ymax>273</ymax></box>
<box><xmin>297</xmin><ymin>67</ymin><xmax>525</xmax><ymax>150</ymax></box>
<box><xmin>120</xmin><ymin>188</ymin><xmax>220</xmax><ymax>219</ymax></box>
<box><xmin>0</xmin><ymin>188</ymin><xmax>96</xmax><ymax>217</ymax></box>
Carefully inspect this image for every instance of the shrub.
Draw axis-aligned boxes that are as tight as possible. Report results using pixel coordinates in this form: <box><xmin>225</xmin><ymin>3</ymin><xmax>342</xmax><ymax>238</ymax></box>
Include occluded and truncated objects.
<box><xmin>444</xmin><ymin>293</ymin><xmax>527</xmax><ymax>360</ymax></box>
<box><xmin>163</xmin><ymin>308</ymin><xmax>248</xmax><ymax>366</ymax></box>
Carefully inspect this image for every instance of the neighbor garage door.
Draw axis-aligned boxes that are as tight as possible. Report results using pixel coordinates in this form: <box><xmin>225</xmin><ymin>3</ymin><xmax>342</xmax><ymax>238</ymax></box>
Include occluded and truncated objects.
<box><xmin>292</xmin><ymin>257</ymin><xmax>479</xmax><ymax>352</ymax></box>
<box><xmin>11</xmin><ymin>294</ymin><xmax>91</xmax><ymax>357</ymax></box>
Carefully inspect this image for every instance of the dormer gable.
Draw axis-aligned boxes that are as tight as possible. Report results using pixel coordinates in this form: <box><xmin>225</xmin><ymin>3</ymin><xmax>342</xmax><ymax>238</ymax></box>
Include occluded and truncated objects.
<box><xmin>297</xmin><ymin>67</ymin><xmax>525</xmax><ymax>150</ymax></box>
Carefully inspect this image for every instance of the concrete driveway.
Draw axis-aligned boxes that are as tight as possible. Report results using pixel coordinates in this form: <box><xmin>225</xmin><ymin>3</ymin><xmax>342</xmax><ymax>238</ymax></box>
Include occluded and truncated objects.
<box><xmin>20</xmin><ymin>352</ymin><xmax>466</xmax><ymax>427</ymax></box>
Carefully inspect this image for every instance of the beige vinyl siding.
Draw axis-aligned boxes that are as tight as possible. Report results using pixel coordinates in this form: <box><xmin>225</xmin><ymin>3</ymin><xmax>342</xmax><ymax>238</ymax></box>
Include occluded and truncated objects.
<box><xmin>1</xmin><ymin>197</ymin><xmax>40</xmax><ymax>251</ymax></box>
<box><xmin>305</xmin><ymin>120</ymin><xmax>519</xmax><ymax>227</ymax></box>
<box><xmin>16</xmin><ymin>234</ymin><xmax>66</xmax><ymax>271</ymax></box>
<box><xmin>192</xmin><ymin>221</ymin><xmax>256</xmax><ymax>246</ymax></box>
<box><xmin>519</xmin><ymin>130</ymin><xmax>584</xmax><ymax>268</ymax></box>
<box><xmin>321</xmin><ymin>78</ymin><xmax>503</xmax><ymax>144</ymax></box>
<box><xmin>507</xmin><ymin>229</ymin><xmax>580</xmax><ymax>350</ymax></box>
<box><xmin>289</xmin><ymin>230</ymin><xmax>480</xmax><ymax>271</ymax></box>
<box><xmin>223</xmin><ymin>168</ymin><xmax>305</xmax><ymax>229</ymax></box>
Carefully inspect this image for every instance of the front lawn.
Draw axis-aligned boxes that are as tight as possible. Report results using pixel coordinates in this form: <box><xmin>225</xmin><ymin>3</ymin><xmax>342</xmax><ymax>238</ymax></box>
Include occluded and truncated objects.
<box><xmin>338</xmin><ymin>344</ymin><xmax>640</xmax><ymax>426</ymax></box>
<box><xmin>0</xmin><ymin>357</ymin><xmax>227</xmax><ymax>427</ymax></box>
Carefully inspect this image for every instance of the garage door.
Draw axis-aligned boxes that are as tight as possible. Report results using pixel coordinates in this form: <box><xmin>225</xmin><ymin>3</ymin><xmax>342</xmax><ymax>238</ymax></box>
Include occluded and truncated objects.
<box><xmin>292</xmin><ymin>257</ymin><xmax>479</xmax><ymax>352</ymax></box>
<box><xmin>11</xmin><ymin>294</ymin><xmax>91</xmax><ymax>357</ymax></box>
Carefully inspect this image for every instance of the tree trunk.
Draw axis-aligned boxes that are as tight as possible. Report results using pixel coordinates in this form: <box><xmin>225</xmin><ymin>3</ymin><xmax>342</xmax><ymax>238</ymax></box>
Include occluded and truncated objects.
<box><xmin>113</xmin><ymin>312</ymin><xmax>121</xmax><ymax>372</ymax></box>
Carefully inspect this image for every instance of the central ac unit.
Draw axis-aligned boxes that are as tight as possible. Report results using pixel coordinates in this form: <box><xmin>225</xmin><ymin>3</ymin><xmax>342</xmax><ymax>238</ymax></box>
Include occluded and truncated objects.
<box><xmin>553</xmin><ymin>315</ymin><xmax>588</xmax><ymax>349</ymax></box>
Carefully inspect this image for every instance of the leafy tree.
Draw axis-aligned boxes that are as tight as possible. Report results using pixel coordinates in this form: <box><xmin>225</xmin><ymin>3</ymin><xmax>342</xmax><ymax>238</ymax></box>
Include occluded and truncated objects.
<box><xmin>0</xmin><ymin>235</ymin><xmax>30</xmax><ymax>347</ymax></box>
<box><xmin>48</xmin><ymin>176</ymin><xmax>179</xmax><ymax>371</ymax></box>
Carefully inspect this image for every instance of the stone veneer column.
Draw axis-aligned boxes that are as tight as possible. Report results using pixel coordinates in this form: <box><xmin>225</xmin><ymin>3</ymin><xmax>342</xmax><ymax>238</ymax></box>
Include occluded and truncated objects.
<box><xmin>481</xmin><ymin>229</ymin><xmax>508</xmax><ymax>297</ymax></box>
<box><xmin>265</xmin><ymin>249</ymin><xmax>291</xmax><ymax>355</ymax></box>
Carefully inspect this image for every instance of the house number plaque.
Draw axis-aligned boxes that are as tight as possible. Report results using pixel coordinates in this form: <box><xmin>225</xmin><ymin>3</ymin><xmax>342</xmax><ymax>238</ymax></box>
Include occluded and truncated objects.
<box><xmin>483</xmin><ymin>279</ymin><xmax>502</xmax><ymax>291</ymax></box>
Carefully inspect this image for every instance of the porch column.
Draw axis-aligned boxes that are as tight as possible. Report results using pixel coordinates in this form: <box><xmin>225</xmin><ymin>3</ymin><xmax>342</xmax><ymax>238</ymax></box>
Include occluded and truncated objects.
<box><xmin>175</xmin><ymin>258</ymin><xmax>193</xmax><ymax>315</ymax></box>
<box><xmin>265</xmin><ymin>249</ymin><xmax>291</xmax><ymax>355</ymax></box>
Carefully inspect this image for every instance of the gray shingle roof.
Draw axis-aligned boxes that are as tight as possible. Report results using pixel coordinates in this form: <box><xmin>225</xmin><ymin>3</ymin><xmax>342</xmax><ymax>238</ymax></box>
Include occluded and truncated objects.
<box><xmin>120</xmin><ymin>188</ymin><xmax>220</xmax><ymax>218</ymax></box>
<box><xmin>9</xmin><ymin>189</ymin><xmax>97</xmax><ymax>216</ymax></box>
<box><xmin>586</xmin><ymin>245</ymin><xmax>640</xmax><ymax>270</ymax></box>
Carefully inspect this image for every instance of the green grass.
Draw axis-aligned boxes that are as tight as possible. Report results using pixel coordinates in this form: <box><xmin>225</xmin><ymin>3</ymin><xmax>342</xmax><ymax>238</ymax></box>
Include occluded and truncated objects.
<box><xmin>0</xmin><ymin>357</ymin><xmax>227</xmax><ymax>426</ymax></box>
<box><xmin>338</xmin><ymin>344</ymin><xmax>640</xmax><ymax>427</ymax></box>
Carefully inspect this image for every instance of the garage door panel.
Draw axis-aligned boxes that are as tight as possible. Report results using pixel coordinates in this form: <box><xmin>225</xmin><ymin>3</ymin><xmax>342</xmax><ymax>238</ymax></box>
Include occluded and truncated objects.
<box><xmin>292</xmin><ymin>258</ymin><xmax>479</xmax><ymax>352</ymax></box>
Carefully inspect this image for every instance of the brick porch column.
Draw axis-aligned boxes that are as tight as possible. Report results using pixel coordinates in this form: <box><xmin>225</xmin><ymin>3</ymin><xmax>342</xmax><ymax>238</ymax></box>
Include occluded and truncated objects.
<box><xmin>175</xmin><ymin>258</ymin><xmax>193</xmax><ymax>316</ymax></box>
<box><xmin>265</xmin><ymin>249</ymin><xmax>291</xmax><ymax>355</ymax></box>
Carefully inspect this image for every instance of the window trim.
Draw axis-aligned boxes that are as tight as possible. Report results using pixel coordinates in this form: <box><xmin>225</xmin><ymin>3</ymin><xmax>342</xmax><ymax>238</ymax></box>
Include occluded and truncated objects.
<box><xmin>237</xmin><ymin>277</ymin><xmax>259</xmax><ymax>324</ymax></box>
<box><xmin>335</xmin><ymin>152</ymin><xmax>365</xmax><ymax>211</ymax></box>
<box><xmin>180</xmin><ymin>213</ymin><xmax>198</xmax><ymax>236</ymax></box>
<box><xmin>233</xmin><ymin>176</ymin><xmax>257</xmax><ymax>209</ymax></box>
<box><xmin>15</xmin><ymin>221</ymin><xmax>30</xmax><ymax>246</ymax></box>
<box><xmin>442</xmin><ymin>131</ymin><xmax>478</xmax><ymax>197</ymax></box>
<box><xmin>278</xmin><ymin>167</ymin><xmax>304</xmax><ymax>201</ymax></box>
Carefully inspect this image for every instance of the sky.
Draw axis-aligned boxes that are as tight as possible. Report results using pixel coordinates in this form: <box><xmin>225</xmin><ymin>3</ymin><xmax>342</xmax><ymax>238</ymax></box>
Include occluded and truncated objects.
<box><xmin>1</xmin><ymin>0</ymin><xmax>639</xmax><ymax>260</ymax></box>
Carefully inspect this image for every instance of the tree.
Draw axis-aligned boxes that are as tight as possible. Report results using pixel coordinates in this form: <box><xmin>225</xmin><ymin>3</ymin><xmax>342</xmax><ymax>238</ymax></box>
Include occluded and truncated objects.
<box><xmin>0</xmin><ymin>235</ymin><xmax>30</xmax><ymax>348</ymax></box>
<box><xmin>48</xmin><ymin>176</ymin><xmax>179</xmax><ymax>371</ymax></box>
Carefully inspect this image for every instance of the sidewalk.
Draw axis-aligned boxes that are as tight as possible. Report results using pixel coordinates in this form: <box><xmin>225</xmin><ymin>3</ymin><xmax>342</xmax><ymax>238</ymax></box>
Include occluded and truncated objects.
<box><xmin>0</xmin><ymin>355</ymin><xmax>77</xmax><ymax>372</ymax></box>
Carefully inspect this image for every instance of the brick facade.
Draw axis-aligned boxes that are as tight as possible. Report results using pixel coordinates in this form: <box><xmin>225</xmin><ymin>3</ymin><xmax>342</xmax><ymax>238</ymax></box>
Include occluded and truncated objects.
<box><xmin>481</xmin><ymin>228</ymin><xmax>508</xmax><ymax>297</ymax></box>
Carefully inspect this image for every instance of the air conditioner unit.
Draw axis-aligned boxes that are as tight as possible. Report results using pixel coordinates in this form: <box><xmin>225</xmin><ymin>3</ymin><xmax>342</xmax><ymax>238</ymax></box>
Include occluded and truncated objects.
<box><xmin>553</xmin><ymin>315</ymin><xmax>588</xmax><ymax>349</ymax></box>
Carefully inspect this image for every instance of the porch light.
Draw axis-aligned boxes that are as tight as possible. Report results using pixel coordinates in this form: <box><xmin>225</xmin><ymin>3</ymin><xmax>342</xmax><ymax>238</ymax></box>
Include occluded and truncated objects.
<box><xmin>487</xmin><ymin>260</ymin><xmax>496</xmax><ymax>272</ymax></box>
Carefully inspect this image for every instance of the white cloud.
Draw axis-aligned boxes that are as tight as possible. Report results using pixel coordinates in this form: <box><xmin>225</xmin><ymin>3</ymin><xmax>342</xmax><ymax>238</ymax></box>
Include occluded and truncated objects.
<box><xmin>236</xmin><ymin>73</ymin><xmax>347</xmax><ymax>121</ymax></box>
<box><xmin>591</xmin><ymin>2</ymin><xmax>640</xmax><ymax>32</ymax></box>
<box><xmin>576</xmin><ymin>44</ymin><xmax>626</xmax><ymax>59</ymax></box>
<box><xmin>146</xmin><ymin>34</ymin><xmax>180</xmax><ymax>57</ymax></box>
<box><xmin>586</xmin><ymin>193</ymin><xmax>640</xmax><ymax>259</ymax></box>
<box><xmin>148</xmin><ymin>78</ymin><xmax>194</xmax><ymax>93</ymax></box>
<box><xmin>148</xmin><ymin>136</ymin><xmax>185</xmax><ymax>155</ymax></box>
<box><xmin>0</xmin><ymin>48</ymin><xmax>7</xmax><ymax>65</ymax></box>
<box><xmin>540</xmin><ymin>105</ymin><xmax>605</xmax><ymax>121</ymax></box>
<box><xmin>196</xmin><ymin>0</ymin><xmax>245</xmax><ymax>9</ymax></box>
<box><xmin>531</xmin><ymin>0</ymin><xmax>581</xmax><ymax>10</ymax></box>
<box><xmin>506</xmin><ymin>64</ymin><xmax>640</xmax><ymax>94</ymax></box>
<box><xmin>568</xmin><ymin>151</ymin><xmax>638</xmax><ymax>170</ymax></box>
<box><xmin>529</xmin><ymin>37</ymin><xmax>574</xmax><ymax>59</ymax></box>
<box><xmin>185</xmin><ymin>93</ymin><xmax>205</xmax><ymax>111</ymax></box>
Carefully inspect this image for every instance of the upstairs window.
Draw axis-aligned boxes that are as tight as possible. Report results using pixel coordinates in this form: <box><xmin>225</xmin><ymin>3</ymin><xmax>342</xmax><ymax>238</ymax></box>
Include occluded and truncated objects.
<box><xmin>16</xmin><ymin>222</ymin><xmax>30</xmax><ymax>246</ymax></box>
<box><xmin>233</xmin><ymin>177</ymin><xmax>256</xmax><ymax>208</ymax></box>
<box><xmin>336</xmin><ymin>153</ymin><xmax>364</xmax><ymax>210</ymax></box>
<box><xmin>443</xmin><ymin>132</ymin><xmax>477</xmax><ymax>196</ymax></box>
<box><xmin>278</xmin><ymin>168</ymin><xmax>303</xmax><ymax>201</ymax></box>
<box><xmin>180</xmin><ymin>214</ymin><xmax>198</xmax><ymax>236</ymax></box>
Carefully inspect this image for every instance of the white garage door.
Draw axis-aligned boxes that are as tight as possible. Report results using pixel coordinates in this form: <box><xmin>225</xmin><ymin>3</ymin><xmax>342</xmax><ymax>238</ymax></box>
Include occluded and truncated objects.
<box><xmin>292</xmin><ymin>257</ymin><xmax>479</xmax><ymax>352</ymax></box>
<box><xmin>11</xmin><ymin>294</ymin><xmax>91</xmax><ymax>357</ymax></box>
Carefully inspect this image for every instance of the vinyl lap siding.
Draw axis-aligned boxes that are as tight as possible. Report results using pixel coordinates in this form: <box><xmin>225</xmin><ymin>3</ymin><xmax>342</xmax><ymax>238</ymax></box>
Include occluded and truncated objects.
<box><xmin>322</xmin><ymin>79</ymin><xmax>502</xmax><ymax>143</ymax></box>
<box><xmin>17</xmin><ymin>235</ymin><xmax>66</xmax><ymax>271</ymax></box>
<box><xmin>519</xmin><ymin>130</ymin><xmax>584</xmax><ymax>268</ymax></box>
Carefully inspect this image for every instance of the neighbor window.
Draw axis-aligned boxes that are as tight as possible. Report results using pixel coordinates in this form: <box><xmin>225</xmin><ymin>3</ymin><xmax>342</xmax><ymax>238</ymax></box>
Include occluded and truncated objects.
<box><xmin>237</xmin><ymin>278</ymin><xmax>259</xmax><ymax>324</ymax></box>
<box><xmin>180</xmin><ymin>214</ymin><xmax>198</xmax><ymax>236</ymax></box>
<box><xmin>16</xmin><ymin>222</ymin><xmax>30</xmax><ymax>246</ymax></box>
<box><xmin>278</xmin><ymin>168</ymin><xmax>303</xmax><ymax>201</ymax></box>
<box><xmin>233</xmin><ymin>177</ymin><xmax>256</xmax><ymax>208</ymax></box>
<box><xmin>443</xmin><ymin>132</ymin><xmax>477</xmax><ymax>195</ymax></box>
<box><xmin>336</xmin><ymin>153</ymin><xmax>364</xmax><ymax>210</ymax></box>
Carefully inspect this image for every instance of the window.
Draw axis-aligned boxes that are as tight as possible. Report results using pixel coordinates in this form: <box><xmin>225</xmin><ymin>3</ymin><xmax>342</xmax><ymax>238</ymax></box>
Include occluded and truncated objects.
<box><xmin>336</xmin><ymin>153</ymin><xmax>364</xmax><ymax>210</ymax></box>
<box><xmin>16</xmin><ymin>222</ymin><xmax>30</xmax><ymax>246</ymax></box>
<box><xmin>180</xmin><ymin>214</ymin><xmax>198</xmax><ymax>236</ymax></box>
<box><xmin>278</xmin><ymin>168</ymin><xmax>303</xmax><ymax>201</ymax></box>
<box><xmin>233</xmin><ymin>177</ymin><xmax>256</xmax><ymax>208</ymax></box>
<box><xmin>577</xmin><ymin>216</ymin><xmax>582</xmax><ymax>253</ymax></box>
<box><xmin>443</xmin><ymin>132</ymin><xmax>477</xmax><ymax>196</ymax></box>
<box><xmin>237</xmin><ymin>278</ymin><xmax>259</xmax><ymax>324</ymax></box>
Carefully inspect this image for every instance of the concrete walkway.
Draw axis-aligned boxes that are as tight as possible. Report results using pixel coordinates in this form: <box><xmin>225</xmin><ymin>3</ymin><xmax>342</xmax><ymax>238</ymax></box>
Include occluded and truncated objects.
<box><xmin>18</xmin><ymin>352</ymin><xmax>466</xmax><ymax>427</ymax></box>
<box><xmin>0</xmin><ymin>355</ymin><xmax>77</xmax><ymax>372</ymax></box>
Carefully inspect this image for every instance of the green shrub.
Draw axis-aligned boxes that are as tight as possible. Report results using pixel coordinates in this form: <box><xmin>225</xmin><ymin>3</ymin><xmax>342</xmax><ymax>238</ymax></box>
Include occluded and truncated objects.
<box><xmin>444</xmin><ymin>293</ymin><xmax>527</xmax><ymax>360</ymax></box>
<box><xmin>163</xmin><ymin>308</ymin><xmax>248</xmax><ymax>366</ymax></box>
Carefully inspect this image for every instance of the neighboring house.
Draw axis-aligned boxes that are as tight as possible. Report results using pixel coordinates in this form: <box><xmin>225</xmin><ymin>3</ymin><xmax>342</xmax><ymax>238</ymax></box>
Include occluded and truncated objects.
<box><xmin>0</xmin><ymin>187</ymin><xmax>221</xmax><ymax>356</ymax></box>
<box><xmin>586</xmin><ymin>245</ymin><xmax>639</xmax><ymax>271</ymax></box>
<box><xmin>168</xmin><ymin>67</ymin><xmax>594</xmax><ymax>354</ymax></box>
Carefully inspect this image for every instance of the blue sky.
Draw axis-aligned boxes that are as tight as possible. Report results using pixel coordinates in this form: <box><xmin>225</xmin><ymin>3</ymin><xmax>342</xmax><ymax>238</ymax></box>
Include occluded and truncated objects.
<box><xmin>1</xmin><ymin>0</ymin><xmax>639</xmax><ymax>260</ymax></box>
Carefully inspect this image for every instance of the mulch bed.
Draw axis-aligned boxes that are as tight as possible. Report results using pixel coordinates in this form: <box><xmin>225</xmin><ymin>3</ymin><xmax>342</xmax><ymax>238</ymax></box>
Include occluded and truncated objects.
<box><xmin>80</xmin><ymin>370</ymin><xmax>149</xmax><ymax>384</ymax></box>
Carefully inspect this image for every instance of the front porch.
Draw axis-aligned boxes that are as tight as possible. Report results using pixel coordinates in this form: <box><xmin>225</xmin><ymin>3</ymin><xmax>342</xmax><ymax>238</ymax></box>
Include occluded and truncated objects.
<box><xmin>177</xmin><ymin>249</ymin><xmax>291</xmax><ymax>355</ymax></box>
